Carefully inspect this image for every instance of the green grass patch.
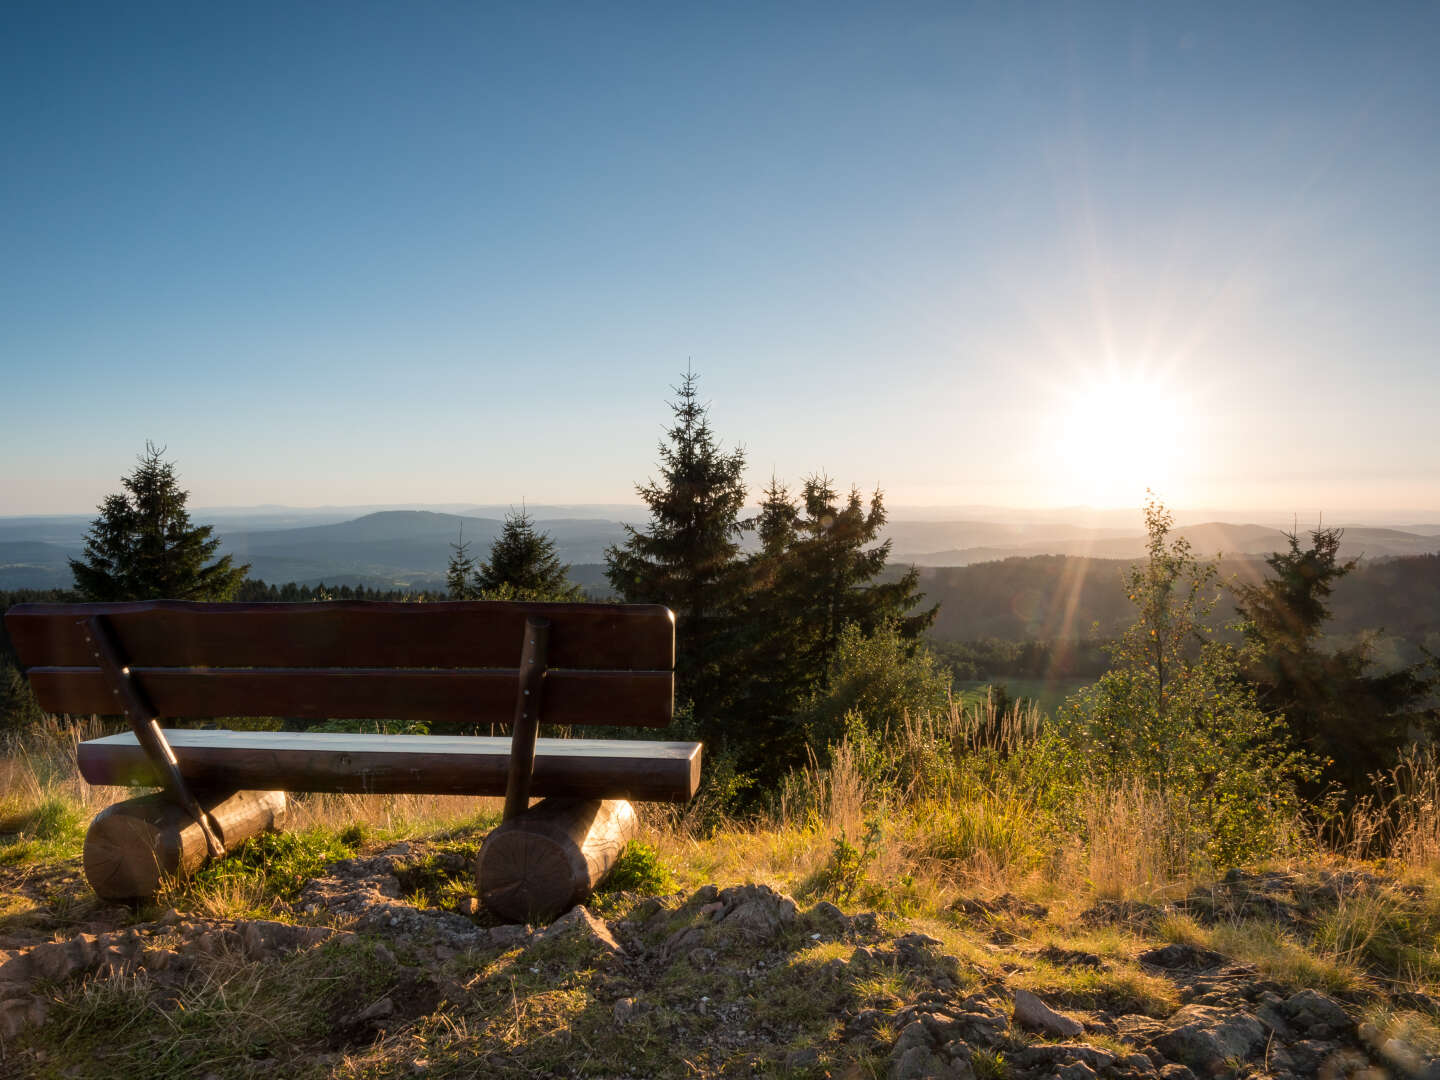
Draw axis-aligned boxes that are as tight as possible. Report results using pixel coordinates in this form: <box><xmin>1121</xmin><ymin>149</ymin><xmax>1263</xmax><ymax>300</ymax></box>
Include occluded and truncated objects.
<box><xmin>0</xmin><ymin>793</ymin><xmax>87</xmax><ymax>866</ymax></box>
<box><xmin>598</xmin><ymin>840</ymin><xmax>678</xmax><ymax>896</ymax></box>
<box><xmin>177</xmin><ymin>826</ymin><xmax>362</xmax><ymax>916</ymax></box>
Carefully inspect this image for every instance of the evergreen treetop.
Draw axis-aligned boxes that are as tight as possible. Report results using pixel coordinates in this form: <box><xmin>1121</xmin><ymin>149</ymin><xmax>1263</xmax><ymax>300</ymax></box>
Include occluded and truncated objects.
<box><xmin>1234</xmin><ymin>525</ymin><xmax>1439</xmax><ymax>791</ymax></box>
<box><xmin>604</xmin><ymin>370</ymin><xmax>749</xmax><ymax>726</ymax></box>
<box><xmin>475</xmin><ymin>507</ymin><xmax>582</xmax><ymax>601</ymax></box>
<box><xmin>445</xmin><ymin>527</ymin><xmax>477</xmax><ymax>600</ymax></box>
<box><xmin>785</xmin><ymin>475</ymin><xmax>936</xmax><ymax>677</ymax></box>
<box><xmin>69</xmin><ymin>442</ymin><xmax>248</xmax><ymax>602</ymax></box>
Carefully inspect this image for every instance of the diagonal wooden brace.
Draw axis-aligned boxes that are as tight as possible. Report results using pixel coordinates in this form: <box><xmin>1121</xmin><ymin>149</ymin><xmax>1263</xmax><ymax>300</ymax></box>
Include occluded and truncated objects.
<box><xmin>82</xmin><ymin>615</ymin><xmax>225</xmax><ymax>859</ymax></box>
<box><xmin>502</xmin><ymin>616</ymin><xmax>550</xmax><ymax>822</ymax></box>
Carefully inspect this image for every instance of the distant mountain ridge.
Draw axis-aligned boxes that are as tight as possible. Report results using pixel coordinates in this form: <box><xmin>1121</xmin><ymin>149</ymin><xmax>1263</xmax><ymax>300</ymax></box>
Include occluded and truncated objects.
<box><xmin>2</xmin><ymin>507</ymin><xmax>1438</xmax><ymax>591</ymax></box>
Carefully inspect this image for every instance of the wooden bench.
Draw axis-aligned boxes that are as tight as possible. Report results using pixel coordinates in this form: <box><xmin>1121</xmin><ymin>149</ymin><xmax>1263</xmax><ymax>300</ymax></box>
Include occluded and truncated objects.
<box><xmin>4</xmin><ymin>599</ymin><xmax>700</xmax><ymax>919</ymax></box>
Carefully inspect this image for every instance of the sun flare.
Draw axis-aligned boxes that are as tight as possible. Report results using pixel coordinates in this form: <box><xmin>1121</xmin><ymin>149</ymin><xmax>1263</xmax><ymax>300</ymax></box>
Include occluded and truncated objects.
<box><xmin>1055</xmin><ymin>375</ymin><xmax>1186</xmax><ymax>507</ymax></box>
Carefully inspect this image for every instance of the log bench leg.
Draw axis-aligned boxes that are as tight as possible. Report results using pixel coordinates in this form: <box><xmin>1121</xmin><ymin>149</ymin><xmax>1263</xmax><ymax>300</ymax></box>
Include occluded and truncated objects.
<box><xmin>83</xmin><ymin>789</ymin><xmax>288</xmax><ymax>902</ymax></box>
<box><xmin>475</xmin><ymin>797</ymin><xmax>638</xmax><ymax>924</ymax></box>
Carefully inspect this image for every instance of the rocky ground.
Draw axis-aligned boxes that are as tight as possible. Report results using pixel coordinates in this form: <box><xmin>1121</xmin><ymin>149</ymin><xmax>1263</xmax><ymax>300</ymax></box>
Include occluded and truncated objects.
<box><xmin>1</xmin><ymin>843</ymin><xmax>1438</xmax><ymax>1078</ymax></box>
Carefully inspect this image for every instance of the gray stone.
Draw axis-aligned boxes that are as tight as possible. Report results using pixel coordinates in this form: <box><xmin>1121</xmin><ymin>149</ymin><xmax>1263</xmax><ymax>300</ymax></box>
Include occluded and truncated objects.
<box><xmin>692</xmin><ymin>884</ymin><xmax>720</xmax><ymax>905</ymax></box>
<box><xmin>1013</xmin><ymin>987</ymin><xmax>1084</xmax><ymax>1038</ymax></box>
<box><xmin>1378</xmin><ymin>1037</ymin><xmax>1423</xmax><ymax>1075</ymax></box>
<box><xmin>1138</xmin><ymin>944</ymin><xmax>1228</xmax><ymax>970</ymax></box>
<box><xmin>0</xmin><ymin>999</ymin><xmax>32</xmax><ymax>1040</ymax></box>
<box><xmin>488</xmin><ymin>924</ymin><xmax>531</xmax><ymax>948</ymax></box>
<box><xmin>891</xmin><ymin>1045</ymin><xmax>968</xmax><ymax>1080</ymax></box>
<box><xmin>805</xmin><ymin>900</ymin><xmax>848</xmax><ymax>931</ymax></box>
<box><xmin>892</xmin><ymin>1020</ymin><xmax>932</xmax><ymax>1059</ymax></box>
<box><xmin>1115</xmin><ymin>1013</ymin><xmax>1166</xmax><ymax>1041</ymax></box>
<box><xmin>1156</xmin><ymin>1065</ymin><xmax>1196</xmax><ymax>1080</ymax></box>
<box><xmin>1152</xmin><ymin>1005</ymin><xmax>1266</xmax><ymax>1073</ymax></box>
<box><xmin>28</xmin><ymin>941</ymin><xmax>83</xmax><ymax>983</ymax></box>
<box><xmin>1013</xmin><ymin>1044</ymin><xmax>1116</xmax><ymax>1072</ymax></box>
<box><xmin>721</xmin><ymin>886</ymin><xmax>799</xmax><ymax>939</ymax></box>
<box><xmin>1281</xmin><ymin>989</ymin><xmax>1352</xmax><ymax>1034</ymax></box>
<box><xmin>538</xmin><ymin>906</ymin><xmax>624</xmax><ymax>957</ymax></box>
<box><xmin>786</xmin><ymin>1047</ymin><xmax>820</xmax><ymax>1069</ymax></box>
<box><xmin>1056</xmin><ymin>1064</ymin><xmax>1097</xmax><ymax>1080</ymax></box>
<box><xmin>355</xmin><ymin>996</ymin><xmax>395</xmax><ymax>1022</ymax></box>
<box><xmin>154</xmin><ymin>907</ymin><xmax>182</xmax><ymax>927</ymax></box>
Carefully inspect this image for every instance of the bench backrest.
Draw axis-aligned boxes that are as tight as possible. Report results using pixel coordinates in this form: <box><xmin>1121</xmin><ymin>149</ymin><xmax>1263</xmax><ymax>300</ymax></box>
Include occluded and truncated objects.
<box><xmin>5</xmin><ymin>600</ymin><xmax>675</xmax><ymax>728</ymax></box>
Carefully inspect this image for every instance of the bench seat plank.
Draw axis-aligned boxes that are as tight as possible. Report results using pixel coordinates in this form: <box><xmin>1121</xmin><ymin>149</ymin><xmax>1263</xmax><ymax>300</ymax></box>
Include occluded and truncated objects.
<box><xmin>26</xmin><ymin>667</ymin><xmax>672</xmax><ymax>727</ymax></box>
<box><xmin>77</xmin><ymin>730</ymin><xmax>702</xmax><ymax>803</ymax></box>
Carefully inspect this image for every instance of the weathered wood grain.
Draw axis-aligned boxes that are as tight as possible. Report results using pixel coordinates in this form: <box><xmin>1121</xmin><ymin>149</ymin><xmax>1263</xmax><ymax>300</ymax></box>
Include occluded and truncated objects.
<box><xmin>77</xmin><ymin>731</ymin><xmax>703</xmax><ymax>802</ymax></box>
<box><xmin>83</xmin><ymin>788</ymin><xmax>287</xmax><ymax>901</ymax></box>
<box><xmin>23</xmin><ymin>666</ymin><xmax>673</xmax><ymax>727</ymax></box>
<box><xmin>5</xmin><ymin>600</ymin><xmax>674</xmax><ymax>671</ymax></box>
<box><xmin>476</xmin><ymin>797</ymin><xmax>638</xmax><ymax>923</ymax></box>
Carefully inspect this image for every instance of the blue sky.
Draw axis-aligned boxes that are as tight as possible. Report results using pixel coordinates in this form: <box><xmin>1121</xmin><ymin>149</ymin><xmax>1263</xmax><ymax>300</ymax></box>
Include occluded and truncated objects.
<box><xmin>3</xmin><ymin>2</ymin><xmax>1437</xmax><ymax>515</ymax></box>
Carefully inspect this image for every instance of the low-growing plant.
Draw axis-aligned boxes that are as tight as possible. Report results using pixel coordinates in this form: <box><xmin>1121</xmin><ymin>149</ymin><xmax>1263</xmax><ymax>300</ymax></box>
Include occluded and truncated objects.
<box><xmin>600</xmin><ymin>840</ymin><xmax>677</xmax><ymax>895</ymax></box>
<box><xmin>179</xmin><ymin>826</ymin><xmax>362</xmax><ymax>913</ymax></box>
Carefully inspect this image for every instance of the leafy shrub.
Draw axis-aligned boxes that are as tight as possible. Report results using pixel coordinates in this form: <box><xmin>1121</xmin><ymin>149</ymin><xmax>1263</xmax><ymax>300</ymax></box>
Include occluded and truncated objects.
<box><xmin>601</xmin><ymin>841</ymin><xmax>676</xmax><ymax>895</ymax></box>
<box><xmin>1061</xmin><ymin>497</ymin><xmax>1317</xmax><ymax>867</ymax></box>
<box><xmin>798</xmin><ymin>622</ymin><xmax>952</xmax><ymax>751</ymax></box>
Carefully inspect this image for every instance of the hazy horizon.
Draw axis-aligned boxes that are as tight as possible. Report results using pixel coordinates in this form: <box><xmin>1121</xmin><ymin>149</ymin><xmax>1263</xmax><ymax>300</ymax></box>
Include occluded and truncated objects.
<box><xmin>3</xmin><ymin>500</ymin><xmax>1437</xmax><ymax>532</ymax></box>
<box><xmin>4</xmin><ymin>4</ymin><xmax>1438</xmax><ymax>515</ymax></box>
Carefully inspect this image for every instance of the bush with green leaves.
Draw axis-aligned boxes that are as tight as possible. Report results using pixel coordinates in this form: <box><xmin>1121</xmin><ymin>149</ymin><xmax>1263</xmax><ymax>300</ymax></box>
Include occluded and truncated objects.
<box><xmin>797</xmin><ymin>620</ymin><xmax>952</xmax><ymax>754</ymax></box>
<box><xmin>600</xmin><ymin>841</ymin><xmax>676</xmax><ymax>895</ymax></box>
<box><xmin>1062</xmin><ymin>496</ymin><xmax>1317</xmax><ymax>866</ymax></box>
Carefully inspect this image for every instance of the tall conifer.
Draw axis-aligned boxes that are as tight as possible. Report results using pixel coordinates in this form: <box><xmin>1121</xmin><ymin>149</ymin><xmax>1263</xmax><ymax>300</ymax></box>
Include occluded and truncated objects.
<box><xmin>445</xmin><ymin>527</ymin><xmax>477</xmax><ymax>600</ymax></box>
<box><xmin>604</xmin><ymin>371</ymin><xmax>748</xmax><ymax>729</ymax></box>
<box><xmin>70</xmin><ymin>443</ymin><xmax>248</xmax><ymax>601</ymax></box>
<box><xmin>785</xmin><ymin>476</ymin><xmax>935</xmax><ymax>680</ymax></box>
<box><xmin>1235</xmin><ymin>527</ymin><xmax>1438</xmax><ymax>791</ymax></box>
<box><xmin>475</xmin><ymin>508</ymin><xmax>582</xmax><ymax>601</ymax></box>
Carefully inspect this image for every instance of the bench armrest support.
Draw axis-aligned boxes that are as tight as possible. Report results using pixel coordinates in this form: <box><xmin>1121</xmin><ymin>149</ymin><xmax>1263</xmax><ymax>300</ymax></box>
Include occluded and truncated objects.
<box><xmin>83</xmin><ymin>615</ymin><xmax>226</xmax><ymax>858</ymax></box>
<box><xmin>502</xmin><ymin>617</ymin><xmax>550</xmax><ymax>821</ymax></box>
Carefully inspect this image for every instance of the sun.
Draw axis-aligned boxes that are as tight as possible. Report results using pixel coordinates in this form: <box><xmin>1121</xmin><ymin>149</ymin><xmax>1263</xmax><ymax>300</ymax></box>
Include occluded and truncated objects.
<box><xmin>1054</xmin><ymin>374</ymin><xmax>1186</xmax><ymax>507</ymax></box>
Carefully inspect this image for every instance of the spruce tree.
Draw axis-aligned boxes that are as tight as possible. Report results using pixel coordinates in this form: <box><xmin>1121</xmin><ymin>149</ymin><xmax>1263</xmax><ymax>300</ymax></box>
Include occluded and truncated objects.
<box><xmin>70</xmin><ymin>443</ymin><xmax>248</xmax><ymax>601</ymax></box>
<box><xmin>475</xmin><ymin>508</ymin><xmax>582</xmax><ymax>601</ymax></box>
<box><xmin>604</xmin><ymin>371</ymin><xmax>749</xmax><ymax>729</ymax></box>
<box><xmin>784</xmin><ymin>475</ymin><xmax>935</xmax><ymax>680</ymax></box>
<box><xmin>728</xmin><ymin>475</ymin><xmax>937</xmax><ymax>776</ymax></box>
<box><xmin>445</xmin><ymin>528</ymin><xmax>477</xmax><ymax>600</ymax></box>
<box><xmin>1235</xmin><ymin>526</ymin><xmax>1438</xmax><ymax>792</ymax></box>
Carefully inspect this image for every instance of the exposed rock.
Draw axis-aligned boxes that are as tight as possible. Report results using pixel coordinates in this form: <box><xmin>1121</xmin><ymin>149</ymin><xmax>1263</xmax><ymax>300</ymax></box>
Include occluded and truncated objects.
<box><xmin>536</xmin><ymin>906</ymin><xmax>624</xmax><ymax>958</ymax></box>
<box><xmin>1281</xmin><ymin>988</ymin><xmax>1353</xmax><ymax>1036</ymax></box>
<box><xmin>354</xmin><ymin>996</ymin><xmax>395</xmax><ymax>1022</ymax></box>
<box><xmin>487</xmin><ymin>924</ymin><xmax>532</xmax><ymax>948</ymax></box>
<box><xmin>1138</xmin><ymin>944</ymin><xmax>1228</xmax><ymax>970</ymax></box>
<box><xmin>1115</xmin><ymin>1013</ymin><xmax>1167</xmax><ymax>1042</ymax></box>
<box><xmin>1012</xmin><ymin>1043</ymin><xmax>1116</xmax><ymax>1072</ymax></box>
<box><xmin>1038</xmin><ymin>944</ymin><xmax>1105</xmax><ymax>969</ymax></box>
<box><xmin>717</xmin><ymin>884</ymin><xmax>798</xmax><ymax>939</ymax></box>
<box><xmin>887</xmin><ymin>1017</ymin><xmax>975</xmax><ymax>1079</ymax></box>
<box><xmin>804</xmin><ymin>900</ymin><xmax>849</xmax><ymax>933</ymax></box>
<box><xmin>1152</xmin><ymin>1005</ymin><xmax>1266</xmax><ymax>1073</ymax></box>
<box><xmin>1013</xmin><ymin>987</ymin><xmax>1084</xmax><ymax>1038</ymax></box>
<box><xmin>0</xmin><ymin>997</ymin><xmax>47</xmax><ymax>1040</ymax></box>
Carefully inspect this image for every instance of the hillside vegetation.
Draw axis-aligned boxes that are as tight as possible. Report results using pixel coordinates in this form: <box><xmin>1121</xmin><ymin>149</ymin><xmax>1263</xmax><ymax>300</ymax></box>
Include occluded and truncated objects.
<box><xmin>2</xmin><ymin>699</ymin><xmax>1440</xmax><ymax>1077</ymax></box>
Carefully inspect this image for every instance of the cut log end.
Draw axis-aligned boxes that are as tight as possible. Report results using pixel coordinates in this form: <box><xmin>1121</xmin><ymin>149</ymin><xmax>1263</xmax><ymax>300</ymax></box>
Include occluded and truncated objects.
<box><xmin>476</xmin><ymin>797</ymin><xmax>638</xmax><ymax>924</ymax></box>
<box><xmin>83</xmin><ymin>788</ymin><xmax>287</xmax><ymax>902</ymax></box>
